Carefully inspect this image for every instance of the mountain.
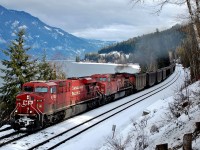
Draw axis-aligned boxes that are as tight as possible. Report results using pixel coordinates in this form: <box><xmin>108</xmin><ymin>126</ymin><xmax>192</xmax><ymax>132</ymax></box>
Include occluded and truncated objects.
<box><xmin>0</xmin><ymin>5</ymin><xmax>114</xmax><ymax>60</ymax></box>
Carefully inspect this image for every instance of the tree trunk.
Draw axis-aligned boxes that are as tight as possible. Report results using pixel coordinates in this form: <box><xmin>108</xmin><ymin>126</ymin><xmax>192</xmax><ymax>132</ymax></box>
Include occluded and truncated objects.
<box><xmin>183</xmin><ymin>133</ymin><xmax>192</xmax><ymax>150</ymax></box>
<box><xmin>195</xmin><ymin>0</ymin><xmax>200</xmax><ymax>21</ymax></box>
<box><xmin>155</xmin><ymin>143</ymin><xmax>168</xmax><ymax>150</ymax></box>
<box><xmin>186</xmin><ymin>0</ymin><xmax>200</xmax><ymax>50</ymax></box>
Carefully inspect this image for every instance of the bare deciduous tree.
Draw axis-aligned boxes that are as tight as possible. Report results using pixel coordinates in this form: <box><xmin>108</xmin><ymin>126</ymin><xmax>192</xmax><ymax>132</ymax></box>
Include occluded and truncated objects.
<box><xmin>131</xmin><ymin>0</ymin><xmax>200</xmax><ymax>50</ymax></box>
<box><xmin>132</xmin><ymin>116</ymin><xmax>150</xmax><ymax>150</ymax></box>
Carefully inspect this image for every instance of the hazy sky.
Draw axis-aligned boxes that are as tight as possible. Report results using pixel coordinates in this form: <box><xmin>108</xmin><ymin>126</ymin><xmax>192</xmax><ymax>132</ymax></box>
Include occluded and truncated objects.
<box><xmin>0</xmin><ymin>0</ymin><xmax>187</xmax><ymax>41</ymax></box>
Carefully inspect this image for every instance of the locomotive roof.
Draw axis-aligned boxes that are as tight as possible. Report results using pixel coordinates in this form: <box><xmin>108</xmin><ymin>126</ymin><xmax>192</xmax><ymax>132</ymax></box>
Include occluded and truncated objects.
<box><xmin>81</xmin><ymin>77</ymin><xmax>96</xmax><ymax>84</ymax></box>
<box><xmin>91</xmin><ymin>74</ymin><xmax>111</xmax><ymax>78</ymax></box>
<box><xmin>67</xmin><ymin>77</ymin><xmax>96</xmax><ymax>84</ymax></box>
<box><xmin>24</xmin><ymin>81</ymin><xmax>57</xmax><ymax>87</ymax></box>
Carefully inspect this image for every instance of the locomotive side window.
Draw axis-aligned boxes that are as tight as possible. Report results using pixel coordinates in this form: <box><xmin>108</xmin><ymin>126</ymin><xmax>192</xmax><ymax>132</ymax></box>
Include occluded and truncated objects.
<box><xmin>23</xmin><ymin>86</ymin><xmax>34</xmax><ymax>92</ymax></box>
<box><xmin>50</xmin><ymin>86</ymin><xmax>57</xmax><ymax>94</ymax></box>
<box><xmin>35</xmin><ymin>87</ymin><xmax>48</xmax><ymax>93</ymax></box>
<box><xmin>100</xmin><ymin>78</ymin><xmax>106</xmax><ymax>81</ymax></box>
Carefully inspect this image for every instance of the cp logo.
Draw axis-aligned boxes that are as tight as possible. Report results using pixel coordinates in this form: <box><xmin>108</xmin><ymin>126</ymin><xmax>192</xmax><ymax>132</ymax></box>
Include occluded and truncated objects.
<box><xmin>23</xmin><ymin>100</ymin><xmax>33</xmax><ymax>106</ymax></box>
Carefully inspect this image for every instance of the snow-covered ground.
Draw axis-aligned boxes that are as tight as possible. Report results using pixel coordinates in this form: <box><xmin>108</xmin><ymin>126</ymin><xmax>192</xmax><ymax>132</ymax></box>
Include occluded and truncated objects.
<box><xmin>1</xmin><ymin>64</ymin><xmax>200</xmax><ymax>150</ymax></box>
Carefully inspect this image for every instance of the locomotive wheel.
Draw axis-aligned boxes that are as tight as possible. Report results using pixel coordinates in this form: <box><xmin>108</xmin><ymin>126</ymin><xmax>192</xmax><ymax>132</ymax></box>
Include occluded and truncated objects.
<box><xmin>43</xmin><ymin>115</ymin><xmax>50</xmax><ymax>127</ymax></box>
<box><xmin>87</xmin><ymin>102</ymin><xmax>94</xmax><ymax>110</ymax></box>
<box><xmin>13</xmin><ymin>123</ymin><xmax>20</xmax><ymax>130</ymax></box>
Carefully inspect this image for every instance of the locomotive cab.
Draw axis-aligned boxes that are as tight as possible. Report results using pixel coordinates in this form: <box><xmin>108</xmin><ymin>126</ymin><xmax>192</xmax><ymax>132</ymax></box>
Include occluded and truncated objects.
<box><xmin>10</xmin><ymin>81</ymin><xmax>56</xmax><ymax>131</ymax></box>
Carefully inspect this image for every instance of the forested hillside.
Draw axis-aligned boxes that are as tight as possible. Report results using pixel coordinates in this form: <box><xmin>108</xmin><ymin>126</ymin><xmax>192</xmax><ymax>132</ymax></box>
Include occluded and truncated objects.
<box><xmin>85</xmin><ymin>25</ymin><xmax>186</xmax><ymax>71</ymax></box>
<box><xmin>99</xmin><ymin>25</ymin><xmax>185</xmax><ymax>55</ymax></box>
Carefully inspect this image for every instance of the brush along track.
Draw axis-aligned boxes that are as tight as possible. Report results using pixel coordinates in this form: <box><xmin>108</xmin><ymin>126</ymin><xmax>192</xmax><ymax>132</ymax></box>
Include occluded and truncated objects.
<box><xmin>23</xmin><ymin>69</ymin><xmax>181</xmax><ymax>150</ymax></box>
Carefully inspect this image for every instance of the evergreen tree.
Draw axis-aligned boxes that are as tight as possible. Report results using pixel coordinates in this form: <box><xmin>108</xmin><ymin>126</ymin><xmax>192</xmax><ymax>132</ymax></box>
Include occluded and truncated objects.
<box><xmin>37</xmin><ymin>49</ymin><xmax>56</xmax><ymax>80</ymax></box>
<box><xmin>0</xmin><ymin>29</ymin><xmax>37</xmax><ymax>110</ymax></box>
<box><xmin>75</xmin><ymin>55</ymin><xmax>80</xmax><ymax>62</ymax></box>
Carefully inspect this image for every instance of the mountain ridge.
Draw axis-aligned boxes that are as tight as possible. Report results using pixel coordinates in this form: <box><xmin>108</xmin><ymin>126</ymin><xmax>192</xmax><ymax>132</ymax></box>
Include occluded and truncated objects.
<box><xmin>0</xmin><ymin>5</ymin><xmax>114</xmax><ymax>60</ymax></box>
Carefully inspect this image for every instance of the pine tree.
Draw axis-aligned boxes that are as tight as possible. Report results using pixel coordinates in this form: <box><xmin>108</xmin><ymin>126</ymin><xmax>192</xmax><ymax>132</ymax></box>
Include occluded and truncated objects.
<box><xmin>75</xmin><ymin>55</ymin><xmax>80</xmax><ymax>62</ymax></box>
<box><xmin>37</xmin><ymin>49</ymin><xmax>56</xmax><ymax>80</ymax></box>
<box><xmin>0</xmin><ymin>29</ymin><xmax>37</xmax><ymax>110</ymax></box>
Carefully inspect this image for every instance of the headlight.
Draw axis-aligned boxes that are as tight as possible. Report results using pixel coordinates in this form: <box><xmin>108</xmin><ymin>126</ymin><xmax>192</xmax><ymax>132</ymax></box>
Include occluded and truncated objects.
<box><xmin>27</xmin><ymin>95</ymin><xmax>30</xmax><ymax>100</ymax></box>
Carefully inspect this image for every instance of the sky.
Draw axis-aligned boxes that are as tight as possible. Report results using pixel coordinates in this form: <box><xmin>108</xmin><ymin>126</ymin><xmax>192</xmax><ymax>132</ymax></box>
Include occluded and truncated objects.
<box><xmin>0</xmin><ymin>0</ymin><xmax>187</xmax><ymax>41</ymax></box>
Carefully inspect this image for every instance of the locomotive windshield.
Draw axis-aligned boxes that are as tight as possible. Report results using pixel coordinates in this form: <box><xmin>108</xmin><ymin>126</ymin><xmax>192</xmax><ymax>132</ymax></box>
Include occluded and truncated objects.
<box><xmin>35</xmin><ymin>87</ymin><xmax>48</xmax><ymax>93</ymax></box>
<box><xmin>23</xmin><ymin>86</ymin><xmax>34</xmax><ymax>92</ymax></box>
<box><xmin>99</xmin><ymin>78</ymin><xmax>107</xmax><ymax>82</ymax></box>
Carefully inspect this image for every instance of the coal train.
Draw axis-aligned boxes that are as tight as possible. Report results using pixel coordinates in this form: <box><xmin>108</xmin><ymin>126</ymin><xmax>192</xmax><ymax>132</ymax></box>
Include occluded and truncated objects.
<box><xmin>10</xmin><ymin>64</ymin><xmax>175</xmax><ymax>131</ymax></box>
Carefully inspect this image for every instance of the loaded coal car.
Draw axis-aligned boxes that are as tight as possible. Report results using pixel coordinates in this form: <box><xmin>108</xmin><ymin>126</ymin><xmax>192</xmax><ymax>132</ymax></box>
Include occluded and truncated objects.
<box><xmin>166</xmin><ymin>66</ymin><xmax>171</xmax><ymax>77</ymax></box>
<box><xmin>156</xmin><ymin>69</ymin><xmax>162</xmax><ymax>83</ymax></box>
<box><xmin>161</xmin><ymin>64</ymin><xmax>175</xmax><ymax>81</ymax></box>
<box><xmin>170</xmin><ymin>63</ymin><xmax>176</xmax><ymax>74</ymax></box>
<box><xmin>162</xmin><ymin>67</ymin><xmax>167</xmax><ymax>80</ymax></box>
<box><xmin>133</xmin><ymin>73</ymin><xmax>146</xmax><ymax>91</ymax></box>
<box><xmin>173</xmin><ymin>64</ymin><xmax>176</xmax><ymax>72</ymax></box>
<box><xmin>146</xmin><ymin>71</ymin><xmax>157</xmax><ymax>87</ymax></box>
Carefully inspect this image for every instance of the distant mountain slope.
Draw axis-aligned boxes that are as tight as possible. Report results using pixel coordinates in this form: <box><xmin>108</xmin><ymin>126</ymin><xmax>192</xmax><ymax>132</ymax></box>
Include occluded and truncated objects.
<box><xmin>99</xmin><ymin>25</ymin><xmax>186</xmax><ymax>58</ymax></box>
<box><xmin>0</xmin><ymin>5</ymin><xmax>114</xmax><ymax>60</ymax></box>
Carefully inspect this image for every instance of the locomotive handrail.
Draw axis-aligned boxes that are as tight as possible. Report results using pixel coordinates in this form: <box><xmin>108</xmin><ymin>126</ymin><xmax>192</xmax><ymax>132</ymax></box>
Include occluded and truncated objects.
<box><xmin>31</xmin><ymin>105</ymin><xmax>44</xmax><ymax>126</ymax></box>
<box><xmin>10</xmin><ymin>103</ymin><xmax>20</xmax><ymax>119</ymax></box>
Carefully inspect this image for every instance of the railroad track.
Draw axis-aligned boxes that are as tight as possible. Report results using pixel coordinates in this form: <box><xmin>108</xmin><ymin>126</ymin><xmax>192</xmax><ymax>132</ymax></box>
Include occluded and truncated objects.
<box><xmin>0</xmin><ymin>123</ymin><xmax>53</xmax><ymax>147</ymax></box>
<box><xmin>0</xmin><ymin>131</ymin><xmax>28</xmax><ymax>147</ymax></box>
<box><xmin>0</xmin><ymin>126</ymin><xmax>12</xmax><ymax>133</ymax></box>
<box><xmin>21</xmin><ymin>68</ymin><xmax>181</xmax><ymax>150</ymax></box>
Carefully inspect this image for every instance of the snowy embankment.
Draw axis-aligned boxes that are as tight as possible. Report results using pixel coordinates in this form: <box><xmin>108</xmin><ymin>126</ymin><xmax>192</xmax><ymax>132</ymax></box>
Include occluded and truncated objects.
<box><xmin>99</xmin><ymin>67</ymin><xmax>200</xmax><ymax>150</ymax></box>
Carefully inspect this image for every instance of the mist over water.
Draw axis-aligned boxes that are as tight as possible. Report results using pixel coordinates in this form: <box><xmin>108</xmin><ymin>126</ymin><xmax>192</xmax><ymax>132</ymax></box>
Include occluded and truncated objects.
<box><xmin>0</xmin><ymin>61</ymin><xmax>139</xmax><ymax>87</ymax></box>
<box><xmin>53</xmin><ymin>61</ymin><xmax>139</xmax><ymax>77</ymax></box>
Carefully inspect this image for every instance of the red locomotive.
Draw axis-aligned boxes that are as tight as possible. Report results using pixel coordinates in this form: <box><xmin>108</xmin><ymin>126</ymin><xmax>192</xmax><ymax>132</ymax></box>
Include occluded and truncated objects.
<box><xmin>10</xmin><ymin>64</ymin><xmax>175</xmax><ymax>131</ymax></box>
